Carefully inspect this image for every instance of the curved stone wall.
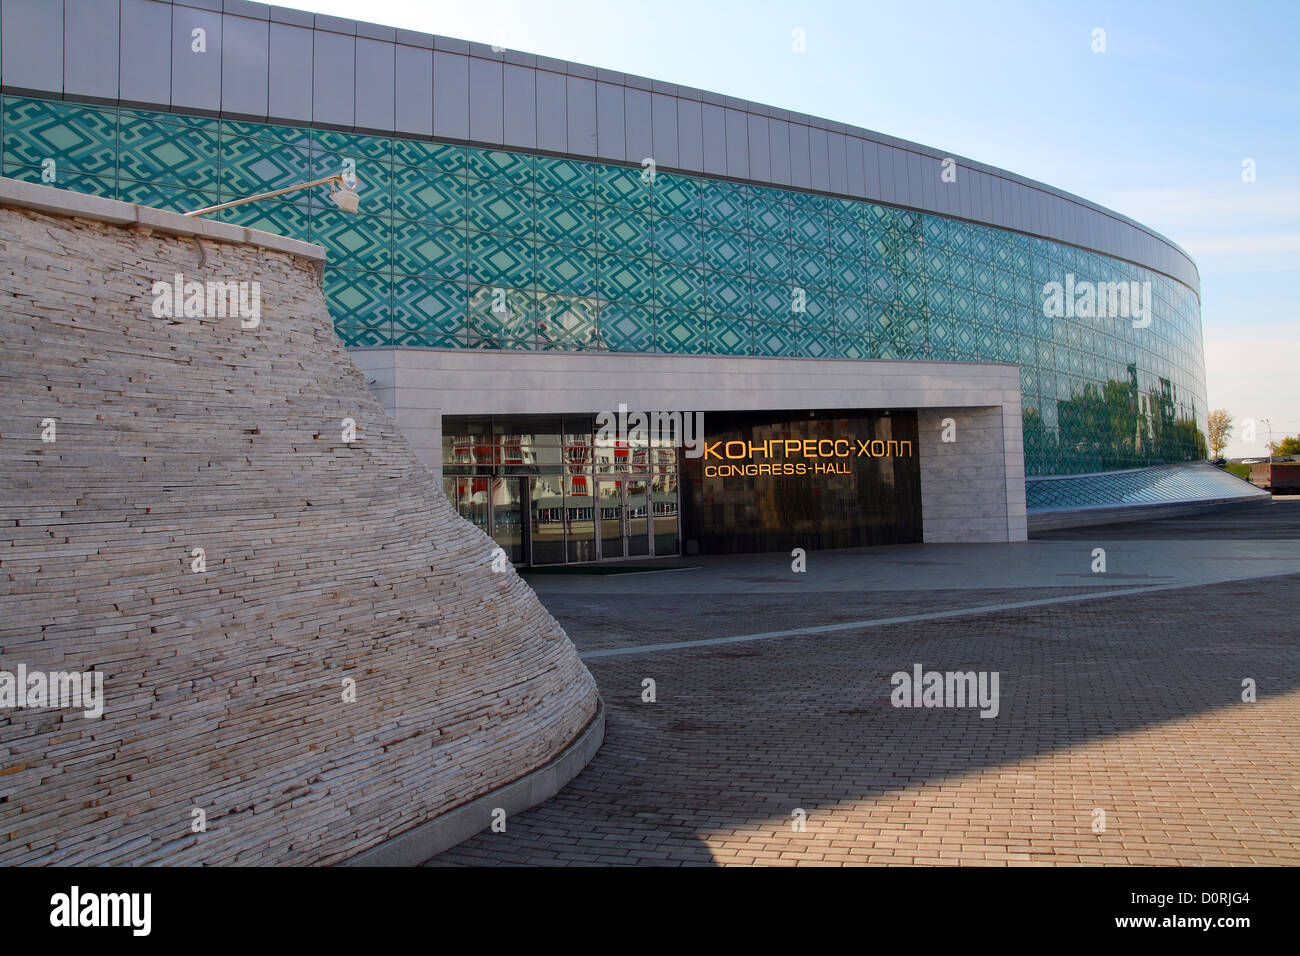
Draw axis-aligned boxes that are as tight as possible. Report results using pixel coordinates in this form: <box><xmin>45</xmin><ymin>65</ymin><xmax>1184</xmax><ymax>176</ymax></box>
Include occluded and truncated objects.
<box><xmin>0</xmin><ymin>182</ymin><xmax>600</xmax><ymax>865</ymax></box>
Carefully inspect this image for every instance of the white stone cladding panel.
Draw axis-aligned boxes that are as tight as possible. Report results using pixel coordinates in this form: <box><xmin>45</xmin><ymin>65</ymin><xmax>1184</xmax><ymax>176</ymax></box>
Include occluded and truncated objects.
<box><xmin>918</xmin><ymin>406</ymin><xmax>1026</xmax><ymax>543</ymax></box>
<box><xmin>0</xmin><ymin>202</ymin><xmax>598</xmax><ymax>865</ymax></box>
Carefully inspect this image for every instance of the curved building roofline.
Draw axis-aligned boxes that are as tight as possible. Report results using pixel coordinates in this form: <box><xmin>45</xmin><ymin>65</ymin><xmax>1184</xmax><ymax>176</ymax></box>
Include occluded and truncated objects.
<box><xmin>0</xmin><ymin>0</ymin><xmax>1198</xmax><ymax>294</ymax></box>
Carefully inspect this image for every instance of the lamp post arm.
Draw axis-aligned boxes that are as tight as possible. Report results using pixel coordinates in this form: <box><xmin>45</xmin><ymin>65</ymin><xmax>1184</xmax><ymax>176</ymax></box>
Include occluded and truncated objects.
<box><xmin>183</xmin><ymin>174</ymin><xmax>345</xmax><ymax>218</ymax></box>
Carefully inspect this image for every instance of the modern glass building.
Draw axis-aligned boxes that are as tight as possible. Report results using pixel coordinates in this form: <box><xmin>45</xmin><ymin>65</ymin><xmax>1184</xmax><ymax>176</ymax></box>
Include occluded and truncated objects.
<box><xmin>0</xmin><ymin>0</ymin><xmax>1232</xmax><ymax>562</ymax></box>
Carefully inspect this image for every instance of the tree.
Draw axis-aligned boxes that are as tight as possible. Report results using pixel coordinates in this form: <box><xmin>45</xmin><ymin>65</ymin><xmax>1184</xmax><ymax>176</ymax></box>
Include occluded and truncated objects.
<box><xmin>1268</xmin><ymin>434</ymin><xmax>1300</xmax><ymax>457</ymax></box>
<box><xmin>1207</xmin><ymin>409</ymin><xmax>1232</xmax><ymax>457</ymax></box>
<box><xmin>1022</xmin><ymin>406</ymin><xmax>1057</xmax><ymax>475</ymax></box>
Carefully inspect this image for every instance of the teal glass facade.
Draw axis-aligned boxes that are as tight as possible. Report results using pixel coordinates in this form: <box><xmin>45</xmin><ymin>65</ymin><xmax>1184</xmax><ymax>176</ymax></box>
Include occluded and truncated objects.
<box><xmin>1</xmin><ymin>94</ymin><xmax>1208</xmax><ymax>479</ymax></box>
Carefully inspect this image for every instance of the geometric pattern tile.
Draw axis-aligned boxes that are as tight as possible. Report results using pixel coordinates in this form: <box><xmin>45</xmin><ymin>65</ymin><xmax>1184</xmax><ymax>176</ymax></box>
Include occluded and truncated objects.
<box><xmin>834</xmin><ymin>297</ymin><xmax>871</xmax><ymax>339</ymax></box>
<box><xmin>535</xmin><ymin>156</ymin><xmax>595</xmax><ymax>199</ymax></box>
<box><xmin>710</xmin><ymin>314</ymin><xmax>750</xmax><ymax>355</ymax></box>
<box><xmin>393</xmin><ymin>276</ymin><xmax>466</xmax><ymax>337</ymax></box>
<box><xmin>704</xmin><ymin>229</ymin><xmax>748</xmax><ymax>275</ymax></box>
<box><xmin>652</xmin><ymin>218</ymin><xmax>703</xmax><ymax>265</ymax></box>
<box><xmin>750</xmin><ymin>279</ymin><xmax>791</xmax><ymax>322</ymax></box>
<box><xmin>466</xmin><ymin>233</ymin><xmax>535</xmax><ymax>288</ymax></box>
<box><xmin>538</xmin><ymin>293</ymin><xmax>600</xmax><ymax>350</ymax></box>
<box><xmin>468</xmin><ymin>285</ymin><xmax>536</xmax><ymax>340</ymax></box>
<box><xmin>803</xmin><ymin>328</ymin><xmax>836</xmax><ymax>358</ymax></box>
<box><xmin>600</xmin><ymin>303</ymin><xmax>655</xmax><ymax>353</ymax></box>
<box><xmin>334</xmin><ymin>324</ymin><xmax>391</xmax><ymax>347</ymax></box>
<box><xmin>221</xmin><ymin>135</ymin><xmax>313</xmax><ymax>204</ymax></box>
<box><xmin>311</xmin><ymin>151</ymin><xmax>392</xmax><ymax>219</ymax></box>
<box><xmin>216</xmin><ymin>199</ymin><xmax>312</xmax><ymax>242</ymax></box>
<box><xmin>0</xmin><ymin>92</ymin><xmax>1208</xmax><ymax>478</ymax></box>
<box><xmin>789</xmin><ymin>206</ymin><xmax>827</xmax><ymax>248</ymax></box>
<box><xmin>653</xmin><ymin>264</ymin><xmax>705</xmax><ymax>312</ymax></box>
<box><xmin>118</xmin><ymin>118</ymin><xmax>218</xmax><ymax>191</ymax></box>
<box><xmin>750</xmin><ymin>192</ymin><xmax>789</xmax><ymax>239</ymax></box>
<box><xmin>392</xmin><ymin>327</ymin><xmax>463</xmax><ymax>348</ymax></box>
<box><xmin>597</xmin><ymin>254</ymin><xmax>654</xmax><ymax>304</ymax></box>
<box><xmin>829</xmin><ymin>218</ymin><xmax>862</xmax><ymax>258</ymax></box>
<box><xmin>534</xmin><ymin>191</ymin><xmax>597</xmax><ymax>247</ymax></box>
<box><xmin>220</xmin><ymin>117</ymin><xmax>313</xmax><ymax>148</ymax></box>
<box><xmin>653</xmin><ymin>175</ymin><xmax>701</xmax><ymax>221</ymax></box>
<box><xmin>392</xmin><ymin>165</ymin><xmax>466</xmax><ymax>224</ymax></box>
<box><xmin>791</xmin><ymin>245</ymin><xmax>834</xmax><ymax>291</ymax></box>
<box><xmin>751</xmin><ymin>321</ymin><xmax>800</xmax><ymax>357</ymax></box>
<box><xmin>597</xmin><ymin>205</ymin><xmax>653</xmax><ymax>259</ymax></box>
<box><xmin>392</xmin><ymin>139</ymin><xmax>466</xmax><ymax>175</ymax></box>
<box><xmin>391</xmin><ymin>219</ymin><xmax>466</xmax><ymax>280</ymax></box>
<box><xmin>829</xmin><ymin>197</ymin><xmax>860</xmax><ymax>222</ymax></box>
<box><xmin>800</xmin><ymin>287</ymin><xmax>831</xmax><ymax>326</ymax></box>
<box><xmin>2</xmin><ymin>164</ymin><xmax>116</xmax><ymax>199</ymax></box>
<box><xmin>750</xmin><ymin>238</ymin><xmax>789</xmax><ymax>279</ymax></box>
<box><xmin>312</xmin><ymin>128</ymin><xmax>393</xmax><ymax>163</ymax></box>
<box><xmin>468</xmin><ymin>148</ymin><xmax>534</xmax><ymax>186</ymax></box>
<box><xmin>2</xmin><ymin>98</ymin><xmax>117</xmax><ymax>177</ymax></box>
<box><xmin>702</xmin><ymin>187</ymin><xmax>747</xmax><ymax>233</ymax></box>
<box><xmin>116</xmin><ymin>179</ymin><xmax>217</xmax><ymax>216</ymax></box>
<box><xmin>833</xmin><ymin>256</ymin><xmax>867</xmax><ymax>296</ymax></box>
<box><xmin>655</xmin><ymin>310</ymin><xmax>709</xmax><ymax>354</ymax></box>
<box><xmin>324</xmin><ymin>268</ymin><xmax>392</xmax><ymax>328</ymax></box>
<box><xmin>595</xmin><ymin>165</ymin><xmax>651</xmax><ymax>211</ymax></box>
<box><xmin>467</xmin><ymin>180</ymin><xmax>534</xmax><ymax>237</ymax></box>
<box><xmin>706</xmin><ymin>272</ymin><xmax>749</xmax><ymax>318</ymax></box>
<box><xmin>836</xmin><ymin>334</ymin><xmax>871</xmax><ymax>360</ymax></box>
<box><xmin>535</xmin><ymin>243</ymin><xmax>598</xmax><ymax>298</ymax></box>
<box><xmin>311</xmin><ymin>210</ymin><xmax>391</xmax><ymax>272</ymax></box>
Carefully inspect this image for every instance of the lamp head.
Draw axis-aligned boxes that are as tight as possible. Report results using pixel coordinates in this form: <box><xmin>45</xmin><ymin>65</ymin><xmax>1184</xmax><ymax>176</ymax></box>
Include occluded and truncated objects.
<box><xmin>330</xmin><ymin>176</ymin><xmax>361</xmax><ymax>213</ymax></box>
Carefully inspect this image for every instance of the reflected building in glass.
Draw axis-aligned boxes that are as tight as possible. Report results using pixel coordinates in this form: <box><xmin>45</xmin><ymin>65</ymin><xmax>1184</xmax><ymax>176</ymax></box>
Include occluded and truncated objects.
<box><xmin>444</xmin><ymin>416</ymin><xmax>681</xmax><ymax>564</ymax></box>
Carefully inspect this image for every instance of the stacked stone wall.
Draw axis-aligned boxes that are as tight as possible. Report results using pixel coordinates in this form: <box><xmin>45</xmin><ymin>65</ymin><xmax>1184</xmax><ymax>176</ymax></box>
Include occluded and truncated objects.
<box><xmin>0</xmin><ymin>192</ymin><xmax>598</xmax><ymax>864</ymax></box>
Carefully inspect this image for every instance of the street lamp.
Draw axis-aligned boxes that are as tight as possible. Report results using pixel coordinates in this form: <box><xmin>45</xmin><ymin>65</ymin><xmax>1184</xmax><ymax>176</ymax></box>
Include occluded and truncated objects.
<box><xmin>183</xmin><ymin>172</ymin><xmax>361</xmax><ymax>218</ymax></box>
<box><xmin>1261</xmin><ymin>417</ymin><xmax>1273</xmax><ymax>463</ymax></box>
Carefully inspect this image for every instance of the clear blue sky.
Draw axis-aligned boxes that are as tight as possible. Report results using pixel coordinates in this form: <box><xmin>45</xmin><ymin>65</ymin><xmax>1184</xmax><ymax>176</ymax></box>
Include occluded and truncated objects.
<box><xmin>283</xmin><ymin>0</ymin><xmax>1299</xmax><ymax>456</ymax></box>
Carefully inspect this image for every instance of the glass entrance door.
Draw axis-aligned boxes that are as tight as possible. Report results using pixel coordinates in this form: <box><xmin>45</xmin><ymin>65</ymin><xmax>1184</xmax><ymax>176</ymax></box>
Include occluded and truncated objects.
<box><xmin>597</xmin><ymin>479</ymin><xmax>624</xmax><ymax>560</ymax></box>
<box><xmin>491</xmin><ymin>477</ymin><xmax>525</xmax><ymax>564</ymax></box>
<box><xmin>625</xmin><ymin>479</ymin><xmax>650</xmax><ymax>557</ymax></box>
<box><xmin>596</xmin><ymin>478</ymin><xmax>652</xmax><ymax>560</ymax></box>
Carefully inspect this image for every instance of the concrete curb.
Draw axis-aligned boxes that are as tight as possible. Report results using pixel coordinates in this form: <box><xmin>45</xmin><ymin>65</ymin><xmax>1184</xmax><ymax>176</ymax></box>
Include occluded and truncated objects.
<box><xmin>342</xmin><ymin>702</ymin><xmax>605</xmax><ymax>867</ymax></box>
<box><xmin>0</xmin><ymin>177</ymin><xmax>326</xmax><ymax>264</ymax></box>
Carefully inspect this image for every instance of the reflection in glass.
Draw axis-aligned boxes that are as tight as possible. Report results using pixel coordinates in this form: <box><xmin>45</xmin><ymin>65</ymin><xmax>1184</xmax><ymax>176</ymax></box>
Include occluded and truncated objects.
<box><xmin>626</xmin><ymin>479</ymin><xmax>650</xmax><ymax>557</ymax></box>
<box><xmin>443</xmin><ymin>429</ymin><xmax>496</xmax><ymax>466</ymax></box>
<box><xmin>594</xmin><ymin>441</ymin><xmax>647</xmax><ymax>473</ymax></box>
<box><xmin>566</xmin><ymin>482</ymin><xmax>596</xmax><ymax>563</ymax></box>
<box><xmin>529</xmin><ymin>476</ymin><xmax>565</xmax><ymax>565</ymax></box>
<box><xmin>443</xmin><ymin>414</ymin><xmax>679</xmax><ymax>565</ymax></box>
<box><xmin>597</xmin><ymin>480</ymin><xmax>624</xmax><ymax>560</ymax></box>
<box><xmin>448</xmin><ymin>475</ymin><xmax>489</xmax><ymax>535</ymax></box>
<box><xmin>492</xmin><ymin>477</ymin><xmax>524</xmax><ymax>564</ymax></box>
<box><xmin>651</xmin><ymin>471</ymin><xmax>680</xmax><ymax>556</ymax></box>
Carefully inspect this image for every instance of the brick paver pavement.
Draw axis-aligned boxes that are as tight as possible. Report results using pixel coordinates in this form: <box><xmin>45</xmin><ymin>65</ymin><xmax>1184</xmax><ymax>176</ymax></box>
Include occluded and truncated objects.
<box><xmin>430</xmin><ymin>509</ymin><xmax>1300</xmax><ymax>866</ymax></box>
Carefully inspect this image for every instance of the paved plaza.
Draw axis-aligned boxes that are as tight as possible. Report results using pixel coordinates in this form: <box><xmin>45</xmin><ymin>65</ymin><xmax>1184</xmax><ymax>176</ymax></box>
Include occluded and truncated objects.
<box><xmin>430</xmin><ymin>500</ymin><xmax>1300</xmax><ymax>865</ymax></box>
